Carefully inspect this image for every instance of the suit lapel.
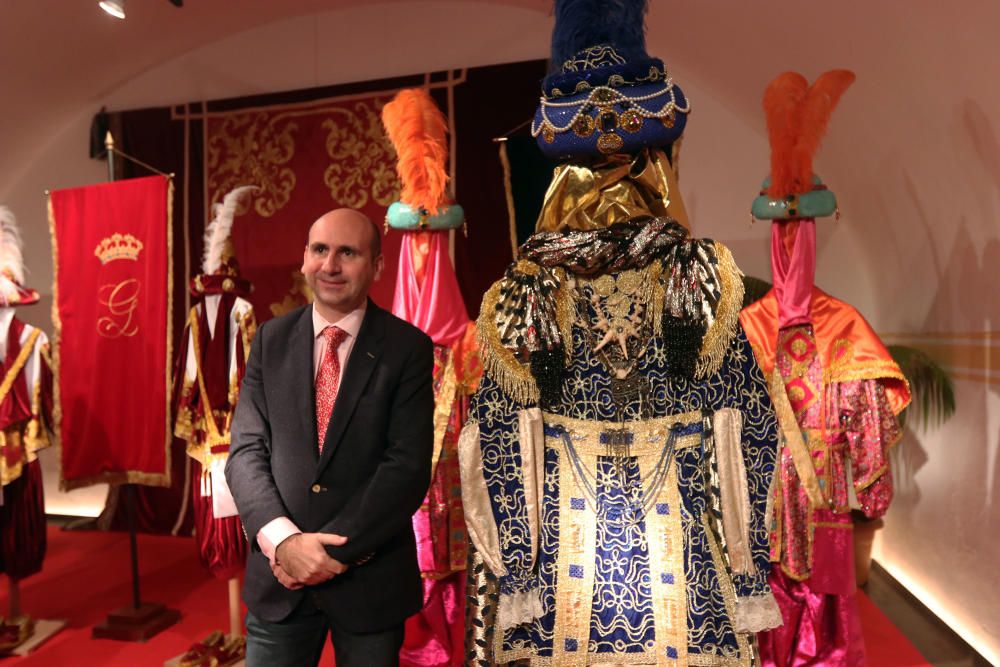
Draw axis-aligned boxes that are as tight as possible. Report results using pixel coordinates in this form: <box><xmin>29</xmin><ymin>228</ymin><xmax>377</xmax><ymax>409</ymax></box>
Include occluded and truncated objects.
<box><xmin>314</xmin><ymin>302</ymin><xmax>385</xmax><ymax>479</ymax></box>
<box><xmin>287</xmin><ymin>307</ymin><xmax>319</xmax><ymax>463</ymax></box>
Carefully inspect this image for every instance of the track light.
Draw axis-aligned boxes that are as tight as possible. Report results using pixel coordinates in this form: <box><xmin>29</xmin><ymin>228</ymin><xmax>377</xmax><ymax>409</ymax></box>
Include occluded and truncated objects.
<box><xmin>99</xmin><ymin>0</ymin><xmax>125</xmax><ymax>19</ymax></box>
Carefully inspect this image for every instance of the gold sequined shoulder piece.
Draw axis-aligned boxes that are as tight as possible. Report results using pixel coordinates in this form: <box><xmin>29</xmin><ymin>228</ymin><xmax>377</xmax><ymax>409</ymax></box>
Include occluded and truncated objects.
<box><xmin>695</xmin><ymin>241</ymin><xmax>744</xmax><ymax>379</ymax></box>
<box><xmin>476</xmin><ymin>268</ymin><xmax>541</xmax><ymax>406</ymax></box>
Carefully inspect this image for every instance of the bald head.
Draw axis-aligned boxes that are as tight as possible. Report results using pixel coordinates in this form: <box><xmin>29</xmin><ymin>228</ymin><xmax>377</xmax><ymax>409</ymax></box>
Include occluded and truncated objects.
<box><xmin>308</xmin><ymin>208</ymin><xmax>381</xmax><ymax>258</ymax></box>
<box><xmin>302</xmin><ymin>208</ymin><xmax>385</xmax><ymax>320</ymax></box>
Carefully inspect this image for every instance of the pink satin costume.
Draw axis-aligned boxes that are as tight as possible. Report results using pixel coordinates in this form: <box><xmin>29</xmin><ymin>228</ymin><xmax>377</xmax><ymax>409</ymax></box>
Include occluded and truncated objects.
<box><xmin>741</xmin><ymin>221</ymin><xmax>910</xmax><ymax>667</ymax></box>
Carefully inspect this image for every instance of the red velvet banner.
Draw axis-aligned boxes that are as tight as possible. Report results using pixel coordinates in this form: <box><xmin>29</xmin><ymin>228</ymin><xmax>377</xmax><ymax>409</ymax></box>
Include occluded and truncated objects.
<box><xmin>205</xmin><ymin>94</ymin><xmax>409</xmax><ymax>320</ymax></box>
<box><xmin>49</xmin><ymin>175</ymin><xmax>174</xmax><ymax>490</ymax></box>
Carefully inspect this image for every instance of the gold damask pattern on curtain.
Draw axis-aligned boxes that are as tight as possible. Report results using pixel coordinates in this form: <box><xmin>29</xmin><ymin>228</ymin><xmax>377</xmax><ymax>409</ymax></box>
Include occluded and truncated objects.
<box><xmin>202</xmin><ymin>91</ymin><xmax>444</xmax><ymax>320</ymax></box>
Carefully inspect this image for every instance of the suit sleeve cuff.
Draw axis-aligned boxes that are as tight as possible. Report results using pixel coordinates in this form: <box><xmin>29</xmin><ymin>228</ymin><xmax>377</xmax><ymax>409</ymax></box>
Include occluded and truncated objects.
<box><xmin>257</xmin><ymin>517</ymin><xmax>301</xmax><ymax>564</ymax></box>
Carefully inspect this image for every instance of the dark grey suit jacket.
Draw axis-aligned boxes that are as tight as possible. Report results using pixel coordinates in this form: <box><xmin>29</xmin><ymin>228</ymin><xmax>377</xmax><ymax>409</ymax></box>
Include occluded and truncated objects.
<box><xmin>226</xmin><ymin>301</ymin><xmax>433</xmax><ymax>631</ymax></box>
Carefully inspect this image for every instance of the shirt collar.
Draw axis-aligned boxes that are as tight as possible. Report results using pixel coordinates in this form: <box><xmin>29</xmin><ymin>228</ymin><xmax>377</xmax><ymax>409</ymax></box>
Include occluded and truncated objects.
<box><xmin>312</xmin><ymin>302</ymin><xmax>366</xmax><ymax>341</ymax></box>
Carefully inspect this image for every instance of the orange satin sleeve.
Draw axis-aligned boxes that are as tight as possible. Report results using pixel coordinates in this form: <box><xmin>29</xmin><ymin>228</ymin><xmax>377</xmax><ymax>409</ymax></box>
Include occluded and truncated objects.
<box><xmin>740</xmin><ymin>288</ymin><xmax>911</xmax><ymax>416</ymax></box>
<box><xmin>739</xmin><ymin>290</ymin><xmax>780</xmax><ymax>376</ymax></box>
<box><xmin>811</xmin><ymin>291</ymin><xmax>911</xmax><ymax>416</ymax></box>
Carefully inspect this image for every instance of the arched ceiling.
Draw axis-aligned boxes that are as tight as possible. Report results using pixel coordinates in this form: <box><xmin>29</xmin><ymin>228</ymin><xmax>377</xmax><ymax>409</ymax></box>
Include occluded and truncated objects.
<box><xmin>0</xmin><ymin>0</ymin><xmax>547</xmax><ymax>184</ymax></box>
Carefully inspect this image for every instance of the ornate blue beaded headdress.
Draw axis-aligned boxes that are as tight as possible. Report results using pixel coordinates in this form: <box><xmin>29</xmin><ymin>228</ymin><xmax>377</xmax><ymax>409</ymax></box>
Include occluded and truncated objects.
<box><xmin>532</xmin><ymin>0</ymin><xmax>690</xmax><ymax>160</ymax></box>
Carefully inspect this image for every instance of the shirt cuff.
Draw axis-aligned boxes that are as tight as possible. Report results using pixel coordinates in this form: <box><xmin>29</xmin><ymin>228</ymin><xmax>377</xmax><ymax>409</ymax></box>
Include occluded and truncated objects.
<box><xmin>257</xmin><ymin>517</ymin><xmax>301</xmax><ymax>564</ymax></box>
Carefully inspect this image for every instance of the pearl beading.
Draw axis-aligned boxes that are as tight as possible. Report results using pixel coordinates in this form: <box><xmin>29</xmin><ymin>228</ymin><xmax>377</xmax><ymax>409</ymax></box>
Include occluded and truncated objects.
<box><xmin>549</xmin><ymin>65</ymin><xmax>666</xmax><ymax>99</ymax></box>
<box><xmin>531</xmin><ymin>81</ymin><xmax>692</xmax><ymax>138</ymax></box>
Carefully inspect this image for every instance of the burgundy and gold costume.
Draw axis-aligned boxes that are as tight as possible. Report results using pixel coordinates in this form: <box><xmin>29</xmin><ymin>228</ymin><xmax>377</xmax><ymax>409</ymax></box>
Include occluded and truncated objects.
<box><xmin>175</xmin><ymin>272</ymin><xmax>256</xmax><ymax>580</ymax></box>
<box><xmin>0</xmin><ymin>314</ymin><xmax>52</xmax><ymax>582</ymax></box>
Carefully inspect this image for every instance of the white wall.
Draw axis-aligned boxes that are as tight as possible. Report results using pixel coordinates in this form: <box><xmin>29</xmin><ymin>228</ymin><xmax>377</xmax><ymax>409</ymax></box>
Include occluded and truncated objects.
<box><xmin>1</xmin><ymin>0</ymin><xmax>997</xmax><ymax>660</ymax></box>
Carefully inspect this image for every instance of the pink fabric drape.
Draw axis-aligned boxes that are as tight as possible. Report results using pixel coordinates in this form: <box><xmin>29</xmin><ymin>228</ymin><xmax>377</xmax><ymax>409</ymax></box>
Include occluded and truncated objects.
<box><xmin>400</xmin><ymin>574</ymin><xmax>464</xmax><ymax>667</ymax></box>
<box><xmin>771</xmin><ymin>220</ymin><xmax>816</xmax><ymax>328</ymax></box>
<box><xmin>393</xmin><ymin>230</ymin><xmax>469</xmax><ymax>665</ymax></box>
<box><xmin>760</xmin><ymin>569</ymin><xmax>866</xmax><ymax>667</ymax></box>
<box><xmin>392</xmin><ymin>232</ymin><xmax>469</xmax><ymax>347</ymax></box>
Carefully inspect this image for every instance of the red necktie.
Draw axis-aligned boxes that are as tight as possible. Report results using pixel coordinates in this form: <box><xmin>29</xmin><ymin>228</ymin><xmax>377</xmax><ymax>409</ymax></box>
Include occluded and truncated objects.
<box><xmin>315</xmin><ymin>325</ymin><xmax>348</xmax><ymax>454</ymax></box>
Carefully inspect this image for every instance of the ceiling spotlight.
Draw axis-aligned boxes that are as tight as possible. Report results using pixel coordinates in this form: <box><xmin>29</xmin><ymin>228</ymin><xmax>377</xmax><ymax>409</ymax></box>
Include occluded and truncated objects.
<box><xmin>99</xmin><ymin>0</ymin><xmax>126</xmax><ymax>19</ymax></box>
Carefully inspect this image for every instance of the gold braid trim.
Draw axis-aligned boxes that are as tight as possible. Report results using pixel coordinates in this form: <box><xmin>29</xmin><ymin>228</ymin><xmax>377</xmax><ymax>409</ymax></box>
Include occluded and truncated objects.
<box><xmin>163</xmin><ymin>178</ymin><xmax>175</xmax><ymax>484</ymax></box>
<box><xmin>238</xmin><ymin>307</ymin><xmax>257</xmax><ymax>362</ymax></box>
<box><xmin>554</xmin><ymin>268</ymin><xmax>574</xmax><ymax>364</ymax></box>
<box><xmin>0</xmin><ymin>330</ymin><xmax>48</xmax><ymax>486</ymax></box>
<box><xmin>696</xmin><ymin>242</ymin><xmax>744</xmax><ymax>379</ymax></box>
<box><xmin>767</xmin><ymin>370</ymin><xmax>825</xmax><ymax>510</ymax></box>
<box><xmin>476</xmin><ymin>279</ymin><xmax>539</xmax><ymax>405</ymax></box>
<box><xmin>174</xmin><ymin>376</ymin><xmax>196</xmax><ymax>441</ymax></box>
<box><xmin>23</xmin><ymin>365</ymin><xmax>51</xmax><ymax>460</ymax></box>
<box><xmin>0</xmin><ymin>329</ymin><xmax>41</xmax><ymax>413</ymax></box>
<box><xmin>649</xmin><ymin>259</ymin><xmax>665</xmax><ymax>336</ymax></box>
<box><xmin>826</xmin><ymin>360</ymin><xmax>908</xmax><ymax>386</ymax></box>
<box><xmin>188</xmin><ymin>309</ymin><xmax>234</xmax><ymax>466</ymax></box>
<box><xmin>47</xmin><ymin>195</ymin><xmax>66</xmax><ymax>480</ymax></box>
<box><xmin>430</xmin><ymin>349</ymin><xmax>458</xmax><ymax>482</ymax></box>
<box><xmin>702</xmin><ymin>513</ymin><xmax>754</xmax><ymax>667</ymax></box>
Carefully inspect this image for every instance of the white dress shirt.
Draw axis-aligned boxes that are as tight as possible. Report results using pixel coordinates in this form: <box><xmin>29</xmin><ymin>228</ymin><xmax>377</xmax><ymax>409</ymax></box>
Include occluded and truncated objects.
<box><xmin>256</xmin><ymin>302</ymin><xmax>367</xmax><ymax>563</ymax></box>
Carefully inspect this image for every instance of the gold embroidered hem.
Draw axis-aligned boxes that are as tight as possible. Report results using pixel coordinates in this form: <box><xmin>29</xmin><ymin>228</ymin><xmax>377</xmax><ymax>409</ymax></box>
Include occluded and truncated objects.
<box><xmin>492</xmin><ymin>412</ymin><xmax>701</xmax><ymax>667</ymax></box>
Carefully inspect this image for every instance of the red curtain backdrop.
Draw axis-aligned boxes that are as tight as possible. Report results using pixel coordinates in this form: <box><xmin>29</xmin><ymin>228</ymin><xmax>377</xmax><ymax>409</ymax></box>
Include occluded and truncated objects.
<box><xmin>207</xmin><ymin>94</ymin><xmax>408</xmax><ymax>318</ymax></box>
<box><xmin>49</xmin><ymin>175</ymin><xmax>174</xmax><ymax>489</ymax></box>
<box><xmin>94</xmin><ymin>61</ymin><xmax>546</xmax><ymax>531</ymax></box>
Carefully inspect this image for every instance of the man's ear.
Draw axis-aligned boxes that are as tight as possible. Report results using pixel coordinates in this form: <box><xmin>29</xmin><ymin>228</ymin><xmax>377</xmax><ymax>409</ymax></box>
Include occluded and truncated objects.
<box><xmin>373</xmin><ymin>254</ymin><xmax>385</xmax><ymax>281</ymax></box>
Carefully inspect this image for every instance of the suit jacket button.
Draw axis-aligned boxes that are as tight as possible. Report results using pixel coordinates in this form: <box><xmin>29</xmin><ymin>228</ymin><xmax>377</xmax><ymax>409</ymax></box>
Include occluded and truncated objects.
<box><xmin>311</xmin><ymin>484</ymin><xmax>322</xmax><ymax>493</ymax></box>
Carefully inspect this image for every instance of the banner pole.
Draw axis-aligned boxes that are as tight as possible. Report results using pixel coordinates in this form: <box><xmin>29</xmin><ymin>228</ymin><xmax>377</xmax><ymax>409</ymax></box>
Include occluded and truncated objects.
<box><xmin>106</xmin><ymin>130</ymin><xmax>142</xmax><ymax>611</ymax></box>
<box><xmin>105</xmin><ymin>131</ymin><xmax>115</xmax><ymax>182</ymax></box>
<box><xmin>89</xmin><ymin>152</ymin><xmax>181</xmax><ymax>639</ymax></box>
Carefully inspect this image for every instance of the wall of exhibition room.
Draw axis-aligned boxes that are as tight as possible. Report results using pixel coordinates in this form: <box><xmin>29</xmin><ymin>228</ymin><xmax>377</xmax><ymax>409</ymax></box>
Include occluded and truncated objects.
<box><xmin>0</xmin><ymin>1</ymin><xmax>996</xmax><ymax>661</ymax></box>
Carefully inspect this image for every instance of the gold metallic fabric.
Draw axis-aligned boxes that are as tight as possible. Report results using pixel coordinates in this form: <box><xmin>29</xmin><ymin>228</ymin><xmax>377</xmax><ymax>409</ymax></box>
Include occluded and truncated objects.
<box><xmin>767</xmin><ymin>370</ymin><xmax>825</xmax><ymax>509</ymax></box>
<box><xmin>535</xmin><ymin>148</ymin><xmax>689</xmax><ymax>233</ymax></box>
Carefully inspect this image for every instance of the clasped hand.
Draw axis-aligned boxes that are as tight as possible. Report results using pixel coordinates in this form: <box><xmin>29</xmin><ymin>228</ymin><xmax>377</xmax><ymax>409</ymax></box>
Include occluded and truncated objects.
<box><xmin>271</xmin><ymin>532</ymin><xmax>349</xmax><ymax>590</ymax></box>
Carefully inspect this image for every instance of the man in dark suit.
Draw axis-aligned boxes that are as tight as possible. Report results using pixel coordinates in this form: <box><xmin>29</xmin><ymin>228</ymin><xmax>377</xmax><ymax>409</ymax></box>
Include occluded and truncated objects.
<box><xmin>226</xmin><ymin>208</ymin><xmax>433</xmax><ymax>667</ymax></box>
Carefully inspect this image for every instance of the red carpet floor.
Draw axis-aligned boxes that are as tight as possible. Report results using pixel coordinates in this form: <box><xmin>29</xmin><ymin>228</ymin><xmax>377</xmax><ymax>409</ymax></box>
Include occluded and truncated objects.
<box><xmin>0</xmin><ymin>525</ymin><xmax>930</xmax><ymax>666</ymax></box>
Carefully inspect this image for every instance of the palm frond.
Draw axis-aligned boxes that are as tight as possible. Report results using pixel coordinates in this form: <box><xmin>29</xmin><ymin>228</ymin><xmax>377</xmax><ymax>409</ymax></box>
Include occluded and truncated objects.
<box><xmin>888</xmin><ymin>344</ymin><xmax>956</xmax><ymax>431</ymax></box>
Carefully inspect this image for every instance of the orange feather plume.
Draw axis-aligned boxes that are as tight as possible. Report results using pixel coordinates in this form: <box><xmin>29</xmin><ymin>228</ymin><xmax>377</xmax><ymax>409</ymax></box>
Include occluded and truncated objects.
<box><xmin>793</xmin><ymin>69</ymin><xmax>855</xmax><ymax>192</ymax></box>
<box><xmin>763</xmin><ymin>69</ymin><xmax>855</xmax><ymax>198</ymax></box>
<box><xmin>763</xmin><ymin>72</ymin><xmax>808</xmax><ymax>198</ymax></box>
<box><xmin>381</xmin><ymin>88</ymin><xmax>450</xmax><ymax>215</ymax></box>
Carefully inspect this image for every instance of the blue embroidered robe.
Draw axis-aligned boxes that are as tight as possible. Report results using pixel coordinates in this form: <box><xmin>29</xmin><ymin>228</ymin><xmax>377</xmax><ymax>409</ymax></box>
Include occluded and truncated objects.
<box><xmin>461</xmin><ymin>250</ymin><xmax>781</xmax><ymax>666</ymax></box>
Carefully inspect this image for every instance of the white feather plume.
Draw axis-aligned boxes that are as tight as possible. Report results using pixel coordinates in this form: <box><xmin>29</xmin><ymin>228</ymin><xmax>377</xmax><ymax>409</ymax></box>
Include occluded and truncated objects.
<box><xmin>201</xmin><ymin>186</ymin><xmax>259</xmax><ymax>274</ymax></box>
<box><xmin>0</xmin><ymin>206</ymin><xmax>24</xmax><ymax>285</ymax></box>
<box><xmin>0</xmin><ymin>206</ymin><xmax>25</xmax><ymax>305</ymax></box>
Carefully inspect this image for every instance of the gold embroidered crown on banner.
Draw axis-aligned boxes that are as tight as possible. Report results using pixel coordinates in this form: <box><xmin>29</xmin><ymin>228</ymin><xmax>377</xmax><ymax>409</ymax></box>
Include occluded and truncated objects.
<box><xmin>94</xmin><ymin>233</ymin><xmax>144</xmax><ymax>264</ymax></box>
